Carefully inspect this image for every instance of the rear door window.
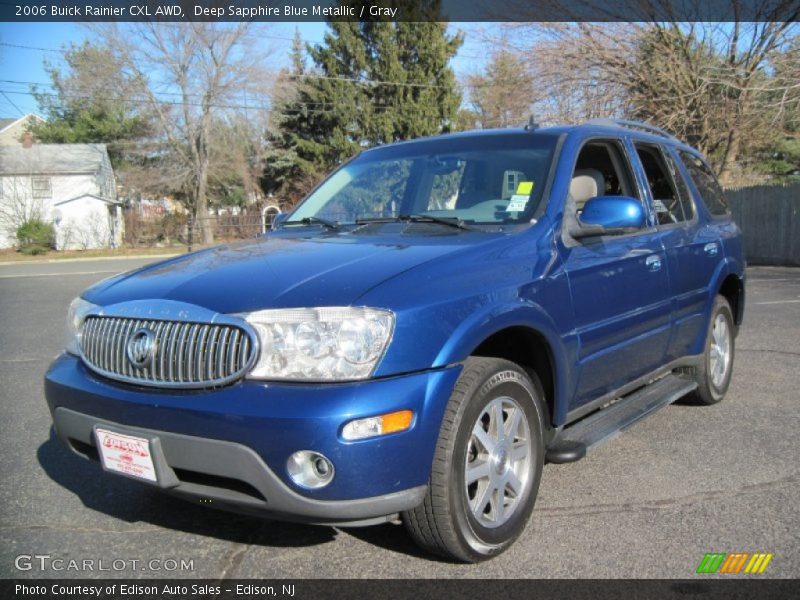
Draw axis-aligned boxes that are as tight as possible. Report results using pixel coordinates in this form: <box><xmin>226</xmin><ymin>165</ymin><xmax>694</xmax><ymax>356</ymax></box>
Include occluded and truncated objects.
<box><xmin>679</xmin><ymin>151</ymin><xmax>730</xmax><ymax>216</ymax></box>
<box><xmin>664</xmin><ymin>150</ymin><xmax>695</xmax><ymax>222</ymax></box>
<box><xmin>635</xmin><ymin>144</ymin><xmax>689</xmax><ymax>225</ymax></box>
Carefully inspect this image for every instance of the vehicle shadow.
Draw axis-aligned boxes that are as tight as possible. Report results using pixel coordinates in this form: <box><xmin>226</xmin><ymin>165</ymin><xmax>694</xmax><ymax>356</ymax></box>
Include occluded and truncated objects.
<box><xmin>36</xmin><ymin>428</ymin><xmax>333</xmax><ymax>549</ymax></box>
<box><xmin>340</xmin><ymin>522</ymin><xmax>437</xmax><ymax>560</ymax></box>
<box><xmin>36</xmin><ymin>428</ymin><xmax>437</xmax><ymax>559</ymax></box>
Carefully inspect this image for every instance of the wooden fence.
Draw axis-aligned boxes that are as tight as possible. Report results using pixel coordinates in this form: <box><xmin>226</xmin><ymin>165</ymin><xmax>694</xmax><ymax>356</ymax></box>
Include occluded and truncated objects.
<box><xmin>725</xmin><ymin>183</ymin><xmax>800</xmax><ymax>267</ymax></box>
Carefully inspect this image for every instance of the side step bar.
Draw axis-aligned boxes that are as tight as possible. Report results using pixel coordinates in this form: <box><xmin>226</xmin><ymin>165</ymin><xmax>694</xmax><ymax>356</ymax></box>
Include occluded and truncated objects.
<box><xmin>546</xmin><ymin>373</ymin><xmax>697</xmax><ymax>464</ymax></box>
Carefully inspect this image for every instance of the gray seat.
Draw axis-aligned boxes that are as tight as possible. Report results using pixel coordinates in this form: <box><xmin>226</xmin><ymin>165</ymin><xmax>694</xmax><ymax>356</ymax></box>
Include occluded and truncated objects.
<box><xmin>569</xmin><ymin>169</ymin><xmax>605</xmax><ymax>212</ymax></box>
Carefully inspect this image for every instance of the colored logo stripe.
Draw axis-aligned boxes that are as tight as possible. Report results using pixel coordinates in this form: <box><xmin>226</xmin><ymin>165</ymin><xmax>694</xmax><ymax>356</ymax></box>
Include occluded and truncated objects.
<box><xmin>745</xmin><ymin>553</ymin><xmax>774</xmax><ymax>574</ymax></box>
<box><xmin>696</xmin><ymin>552</ymin><xmax>773</xmax><ymax>574</ymax></box>
<box><xmin>719</xmin><ymin>553</ymin><xmax>749</xmax><ymax>574</ymax></box>
<box><xmin>697</xmin><ymin>553</ymin><xmax>726</xmax><ymax>574</ymax></box>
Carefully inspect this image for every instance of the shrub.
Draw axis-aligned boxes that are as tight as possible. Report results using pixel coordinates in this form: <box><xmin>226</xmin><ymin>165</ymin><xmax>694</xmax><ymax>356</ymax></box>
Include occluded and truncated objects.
<box><xmin>16</xmin><ymin>218</ymin><xmax>56</xmax><ymax>254</ymax></box>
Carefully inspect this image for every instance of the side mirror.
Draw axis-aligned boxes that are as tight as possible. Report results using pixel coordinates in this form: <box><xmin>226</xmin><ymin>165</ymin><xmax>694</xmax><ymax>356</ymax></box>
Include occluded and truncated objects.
<box><xmin>570</xmin><ymin>196</ymin><xmax>645</xmax><ymax>238</ymax></box>
<box><xmin>270</xmin><ymin>212</ymin><xmax>289</xmax><ymax>231</ymax></box>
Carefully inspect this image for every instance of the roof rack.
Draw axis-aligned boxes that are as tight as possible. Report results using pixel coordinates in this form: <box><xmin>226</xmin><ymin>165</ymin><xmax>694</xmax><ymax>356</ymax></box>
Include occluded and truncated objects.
<box><xmin>586</xmin><ymin>118</ymin><xmax>679</xmax><ymax>142</ymax></box>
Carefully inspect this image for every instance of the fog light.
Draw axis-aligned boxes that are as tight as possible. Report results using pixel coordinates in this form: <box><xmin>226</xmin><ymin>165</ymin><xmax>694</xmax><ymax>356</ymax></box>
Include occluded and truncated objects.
<box><xmin>287</xmin><ymin>451</ymin><xmax>335</xmax><ymax>489</ymax></box>
<box><xmin>342</xmin><ymin>410</ymin><xmax>414</xmax><ymax>441</ymax></box>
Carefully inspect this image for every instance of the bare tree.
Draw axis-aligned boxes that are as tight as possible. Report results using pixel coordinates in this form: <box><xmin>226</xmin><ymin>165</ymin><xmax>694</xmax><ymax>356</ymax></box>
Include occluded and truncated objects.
<box><xmin>0</xmin><ymin>176</ymin><xmax>47</xmax><ymax>244</ymax></box>
<box><xmin>208</xmin><ymin>112</ymin><xmax>271</xmax><ymax>208</ymax></box>
<box><xmin>93</xmin><ymin>23</ymin><xmax>273</xmax><ymax>246</ymax></box>
<box><xmin>505</xmin><ymin>14</ymin><xmax>798</xmax><ymax>182</ymax></box>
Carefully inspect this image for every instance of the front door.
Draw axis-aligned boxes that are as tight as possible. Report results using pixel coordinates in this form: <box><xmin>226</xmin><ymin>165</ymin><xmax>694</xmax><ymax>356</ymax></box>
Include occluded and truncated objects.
<box><xmin>561</xmin><ymin>139</ymin><xmax>672</xmax><ymax>411</ymax></box>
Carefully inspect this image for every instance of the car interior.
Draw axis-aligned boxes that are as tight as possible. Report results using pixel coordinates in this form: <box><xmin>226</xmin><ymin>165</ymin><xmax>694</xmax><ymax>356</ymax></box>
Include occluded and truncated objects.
<box><xmin>569</xmin><ymin>142</ymin><xmax>637</xmax><ymax>216</ymax></box>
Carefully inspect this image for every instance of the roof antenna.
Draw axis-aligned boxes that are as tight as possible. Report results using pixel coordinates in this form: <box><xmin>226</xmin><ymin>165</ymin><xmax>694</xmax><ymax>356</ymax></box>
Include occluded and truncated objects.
<box><xmin>524</xmin><ymin>114</ymin><xmax>539</xmax><ymax>131</ymax></box>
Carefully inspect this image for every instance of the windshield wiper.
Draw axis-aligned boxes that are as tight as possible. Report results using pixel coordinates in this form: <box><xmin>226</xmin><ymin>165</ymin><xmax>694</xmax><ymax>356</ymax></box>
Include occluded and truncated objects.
<box><xmin>356</xmin><ymin>214</ymin><xmax>469</xmax><ymax>230</ymax></box>
<box><xmin>403</xmin><ymin>214</ymin><xmax>469</xmax><ymax>230</ymax></box>
<box><xmin>281</xmin><ymin>216</ymin><xmax>339</xmax><ymax>230</ymax></box>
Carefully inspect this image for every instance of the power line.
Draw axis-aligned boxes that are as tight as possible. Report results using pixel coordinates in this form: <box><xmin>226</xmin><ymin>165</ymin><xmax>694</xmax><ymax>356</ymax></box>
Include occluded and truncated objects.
<box><xmin>0</xmin><ymin>90</ymin><xmax>25</xmax><ymax>116</ymax></box>
<box><xmin>0</xmin><ymin>41</ymin><xmax>65</xmax><ymax>54</ymax></box>
<box><xmin>0</xmin><ymin>41</ymin><xmax>484</xmax><ymax>90</ymax></box>
<box><xmin>0</xmin><ymin>38</ymin><xmax>486</xmax><ymax>59</ymax></box>
<box><xmin>0</xmin><ymin>78</ymin><xmax>278</xmax><ymax>102</ymax></box>
<box><xmin>0</xmin><ymin>89</ymin><xmax>268</xmax><ymax>111</ymax></box>
<box><xmin>0</xmin><ymin>88</ymin><xmax>402</xmax><ymax>116</ymax></box>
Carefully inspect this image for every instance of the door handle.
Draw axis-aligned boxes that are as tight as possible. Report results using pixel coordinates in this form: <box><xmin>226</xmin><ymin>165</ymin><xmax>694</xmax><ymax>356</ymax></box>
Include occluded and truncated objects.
<box><xmin>704</xmin><ymin>242</ymin><xmax>719</xmax><ymax>257</ymax></box>
<box><xmin>645</xmin><ymin>254</ymin><xmax>662</xmax><ymax>271</ymax></box>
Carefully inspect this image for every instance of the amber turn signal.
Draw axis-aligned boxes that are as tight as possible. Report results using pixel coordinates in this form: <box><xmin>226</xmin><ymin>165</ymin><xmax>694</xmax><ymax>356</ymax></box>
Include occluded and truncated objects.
<box><xmin>342</xmin><ymin>410</ymin><xmax>414</xmax><ymax>440</ymax></box>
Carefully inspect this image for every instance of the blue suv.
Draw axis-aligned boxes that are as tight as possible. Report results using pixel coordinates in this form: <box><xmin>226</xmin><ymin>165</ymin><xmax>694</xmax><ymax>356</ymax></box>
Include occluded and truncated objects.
<box><xmin>45</xmin><ymin>119</ymin><xmax>744</xmax><ymax>562</ymax></box>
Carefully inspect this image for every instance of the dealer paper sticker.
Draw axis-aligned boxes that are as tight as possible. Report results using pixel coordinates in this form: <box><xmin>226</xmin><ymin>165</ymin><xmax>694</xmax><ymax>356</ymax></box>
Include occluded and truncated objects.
<box><xmin>96</xmin><ymin>428</ymin><xmax>157</xmax><ymax>482</ymax></box>
<box><xmin>506</xmin><ymin>181</ymin><xmax>534</xmax><ymax>212</ymax></box>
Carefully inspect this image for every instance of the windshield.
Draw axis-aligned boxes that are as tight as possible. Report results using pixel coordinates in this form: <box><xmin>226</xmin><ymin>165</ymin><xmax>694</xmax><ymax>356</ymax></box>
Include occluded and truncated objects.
<box><xmin>289</xmin><ymin>133</ymin><xmax>559</xmax><ymax>226</ymax></box>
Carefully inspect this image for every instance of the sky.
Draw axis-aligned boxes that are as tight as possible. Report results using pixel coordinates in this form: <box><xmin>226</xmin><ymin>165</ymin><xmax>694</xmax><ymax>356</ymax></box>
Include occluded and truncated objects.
<box><xmin>0</xmin><ymin>22</ymin><xmax>494</xmax><ymax>118</ymax></box>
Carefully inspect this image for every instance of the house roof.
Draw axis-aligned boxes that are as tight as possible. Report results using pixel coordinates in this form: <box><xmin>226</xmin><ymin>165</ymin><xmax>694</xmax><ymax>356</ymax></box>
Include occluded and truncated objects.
<box><xmin>0</xmin><ymin>143</ymin><xmax>111</xmax><ymax>175</ymax></box>
<box><xmin>54</xmin><ymin>192</ymin><xmax>121</xmax><ymax>207</ymax></box>
<box><xmin>0</xmin><ymin>113</ymin><xmax>45</xmax><ymax>135</ymax></box>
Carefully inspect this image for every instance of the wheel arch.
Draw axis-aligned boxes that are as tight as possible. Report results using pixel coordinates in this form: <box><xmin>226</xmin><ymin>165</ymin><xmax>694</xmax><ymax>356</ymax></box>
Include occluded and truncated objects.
<box><xmin>472</xmin><ymin>327</ymin><xmax>557</xmax><ymax>432</ymax></box>
<box><xmin>433</xmin><ymin>302</ymin><xmax>572</xmax><ymax>429</ymax></box>
<box><xmin>718</xmin><ymin>272</ymin><xmax>745</xmax><ymax>326</ymax></box>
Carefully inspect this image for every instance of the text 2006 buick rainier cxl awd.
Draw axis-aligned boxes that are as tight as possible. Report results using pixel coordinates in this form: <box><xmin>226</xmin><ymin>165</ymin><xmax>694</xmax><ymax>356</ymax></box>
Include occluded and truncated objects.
<box><xmin>45</xmin><ymin>119</ymin><xmax>744</xmax><ymax>562</ymax></box>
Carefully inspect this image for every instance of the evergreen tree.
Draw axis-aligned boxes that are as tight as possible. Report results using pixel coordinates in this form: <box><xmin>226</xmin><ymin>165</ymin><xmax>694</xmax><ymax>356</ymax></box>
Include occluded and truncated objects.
<box><xmin>30</xmin><ymin>43</ymin><xmax>152</xmax><ymax>167</ymax></box>
<box><xmin>290</xmin><ymin>27</ymin><xmax>306</xmax><ymax>76</ymax></box>
<box><xmin>266</xmin><ymin>6</ymin><xmax>462</xmax><ymax>203</ymax></box>
<box><xmin>466</xmin><ymin>47</ymin><xmax>536</xmax><ymax>129</ymax></box>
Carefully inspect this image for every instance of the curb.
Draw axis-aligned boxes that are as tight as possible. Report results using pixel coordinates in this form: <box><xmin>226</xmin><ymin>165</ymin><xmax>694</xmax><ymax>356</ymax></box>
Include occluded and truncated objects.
<box><xmin>0</xmin><ymin>253</ymin><xmax>181</xmax><ymax>266</ymax></box>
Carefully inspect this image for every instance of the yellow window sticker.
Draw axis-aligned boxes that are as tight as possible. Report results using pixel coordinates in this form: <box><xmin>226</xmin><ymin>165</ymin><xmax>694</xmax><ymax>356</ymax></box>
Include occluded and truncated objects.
<box><xmin>507</xmin><ymin>181</ymin><xmax>534</xmax><ymax>212</ymax></box>
<box><xmin>516</xmin><ymin>181</ymin><xmax>534</xmax><ymax>196</ymax></box>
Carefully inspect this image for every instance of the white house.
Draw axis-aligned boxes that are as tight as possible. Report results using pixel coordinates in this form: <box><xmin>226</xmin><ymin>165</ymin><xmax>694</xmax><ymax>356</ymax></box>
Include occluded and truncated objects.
<box><xmin>0</xmin><ymin>142</ymin><xmax>123</xmax><ymax>250</ymax></box>
<box><xmin>0</xmin><ymin>114</ymin><xmax>45</xmax><ymax>146</ymax></box>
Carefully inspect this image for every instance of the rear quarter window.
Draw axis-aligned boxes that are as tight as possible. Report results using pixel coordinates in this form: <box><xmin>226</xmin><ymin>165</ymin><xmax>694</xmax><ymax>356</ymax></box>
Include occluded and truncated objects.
<box><xmin>679</xmin><ymin>151</ymin><xmax>730</xmax><ymax>216</ymax></box>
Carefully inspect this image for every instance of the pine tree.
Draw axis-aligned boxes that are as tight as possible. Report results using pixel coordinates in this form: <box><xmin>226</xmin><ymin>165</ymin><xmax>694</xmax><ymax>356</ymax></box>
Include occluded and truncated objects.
<box><xmin>266</xmin><ymin>8</ymin><xmax>462</xmax><ymax>203</ymax></box>
<box><xmin>466</xmin><ymin>48</ymin><xmax>535</xmax><ymax>129</ymax></box>
<box><xmin>290</xmin><ymin>27</ymin><xmax>306</xmax><ymax>76</ymax></box>
<box><xmin>264</xmin><ymin>22</ymin><xmax>369</xmax><ymax>203</ymax></box>
<box><xmin>30</xmin><ymin>42</ymin><xmax>152</xmax><ymax>167</ymax></box>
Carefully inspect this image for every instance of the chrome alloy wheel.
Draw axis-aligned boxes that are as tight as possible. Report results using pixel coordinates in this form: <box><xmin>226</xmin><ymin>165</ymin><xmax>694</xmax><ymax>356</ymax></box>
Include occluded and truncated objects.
<box><xmin>464</xmin><ymin>396</ymin><xmax>532</xmax><ymax>529</ymax></box>
<box><xmin>709</xmin><ymin>313</ymin><xmax>732</xmax><ymax>388</ymax></box>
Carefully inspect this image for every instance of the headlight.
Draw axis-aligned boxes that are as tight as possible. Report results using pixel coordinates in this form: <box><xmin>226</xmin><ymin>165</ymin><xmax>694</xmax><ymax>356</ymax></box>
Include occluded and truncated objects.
<box><xmin>239</xmin><ymin>307</ymin><xmax>394</xmax><ymax>381</ymax></box>
<box><xmin>65</xmin><ymin>297</ymin><xmax>99</xmax><ymax>355</ymax></box>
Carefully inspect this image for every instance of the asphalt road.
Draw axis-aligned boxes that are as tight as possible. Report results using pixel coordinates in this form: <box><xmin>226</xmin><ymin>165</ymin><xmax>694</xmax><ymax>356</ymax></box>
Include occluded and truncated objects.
<box><xmin>0</xmin><ymin>258</ymin><xmax>798</xmax><ymax>579</ymax></box>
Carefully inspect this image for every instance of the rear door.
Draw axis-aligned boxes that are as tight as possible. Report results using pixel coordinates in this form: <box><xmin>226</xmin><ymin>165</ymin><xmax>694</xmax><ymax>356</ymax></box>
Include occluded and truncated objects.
<box><xmin>632</xmin><ymin>143</ymin><xmax>721</xmax><ymax>361</ymax></box>
<box><xmin>561</xmin><ymin>138</ymin><xmax>672</xmax><ymax>413</ymax></box>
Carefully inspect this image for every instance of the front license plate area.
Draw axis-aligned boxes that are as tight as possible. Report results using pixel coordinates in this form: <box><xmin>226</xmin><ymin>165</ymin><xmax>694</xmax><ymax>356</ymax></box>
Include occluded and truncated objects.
<box><xmin>95</xmin><ymin>428</ymin><xmax>158</xmax><ymax>483</ymax></box>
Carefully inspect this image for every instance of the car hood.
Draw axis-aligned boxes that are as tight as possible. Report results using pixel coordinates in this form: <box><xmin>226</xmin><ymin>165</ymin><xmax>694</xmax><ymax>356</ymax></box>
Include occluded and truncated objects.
<box><xmin>83</xmin><ymin>231</ymin><xmax>495</xmax><ymax>314</ymax></box>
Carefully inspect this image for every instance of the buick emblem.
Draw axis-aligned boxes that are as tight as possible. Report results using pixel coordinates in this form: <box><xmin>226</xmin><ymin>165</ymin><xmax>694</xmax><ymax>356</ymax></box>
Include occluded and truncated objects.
<box><xmin>126</xmin><ymin>328</ymin><xmax>156</xmax><ymax>369</ymax></box>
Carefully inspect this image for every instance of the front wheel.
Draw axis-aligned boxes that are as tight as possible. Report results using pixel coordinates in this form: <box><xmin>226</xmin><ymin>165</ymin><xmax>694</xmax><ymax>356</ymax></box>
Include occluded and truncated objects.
<box><xmin>691</xmin><ymin>296</ymin><xmax>736</xmax><ymax>405</ymax></box>
<box><xmin>402</xmin><ymin>357</ymin><xmax>545</xmax><ymax>562</ymax></box>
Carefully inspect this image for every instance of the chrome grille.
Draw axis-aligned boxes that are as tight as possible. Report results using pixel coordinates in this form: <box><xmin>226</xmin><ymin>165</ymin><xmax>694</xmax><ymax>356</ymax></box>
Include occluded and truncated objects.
<box><xmin>80</xmin><ymin>317</ymin><xmax>256</xmax><ymax>388</ymax></box>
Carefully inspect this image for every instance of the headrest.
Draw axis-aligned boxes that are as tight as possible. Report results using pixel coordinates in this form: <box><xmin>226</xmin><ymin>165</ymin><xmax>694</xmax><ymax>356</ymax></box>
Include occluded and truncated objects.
<box><xmin>570</xmin><ymin>169</ymin><xmax>605</xmax><ymax>205</ymax></box>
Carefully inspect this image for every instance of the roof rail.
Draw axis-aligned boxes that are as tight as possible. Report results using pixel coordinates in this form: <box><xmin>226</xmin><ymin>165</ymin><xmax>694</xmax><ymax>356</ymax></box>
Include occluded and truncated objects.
<box><xmin>586</xmin><ymin>118</ymin><xmax>679</xmax><ymax>142</ymax></box>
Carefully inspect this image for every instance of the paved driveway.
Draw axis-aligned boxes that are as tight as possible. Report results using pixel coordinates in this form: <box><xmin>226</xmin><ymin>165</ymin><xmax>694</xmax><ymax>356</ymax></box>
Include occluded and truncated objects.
<box><xmin>0</xmin><ymin>259</ymin><xmax>797</xmax><ymax>578</ymax></box>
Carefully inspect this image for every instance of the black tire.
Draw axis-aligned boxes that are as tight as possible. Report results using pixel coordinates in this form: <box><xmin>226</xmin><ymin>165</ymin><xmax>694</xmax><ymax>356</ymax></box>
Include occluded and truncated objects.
<box><xmin>690</xmin><ymin>295</ymin><xmax>736</xmax><ymax>405</ymax></box>
<box><xmin>402</xmin><ymin>357</ymin><xmax>546</xmax><ymax>562</ymax></box>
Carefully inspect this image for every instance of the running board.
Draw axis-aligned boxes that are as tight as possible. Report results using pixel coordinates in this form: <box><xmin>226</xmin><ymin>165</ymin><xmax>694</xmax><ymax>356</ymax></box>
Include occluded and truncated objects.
<box><xmin>545</xmin><ymin>373</ymin><xmax>697</xmax><ymax>464</ymax></box>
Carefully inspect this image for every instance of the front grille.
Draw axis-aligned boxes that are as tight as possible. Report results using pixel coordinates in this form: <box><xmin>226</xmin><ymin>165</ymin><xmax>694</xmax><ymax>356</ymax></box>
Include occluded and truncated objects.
<box><xmin>80</xmin><ymin>316</ymin><xmax>256</xmax><ymax>388</ymax></box>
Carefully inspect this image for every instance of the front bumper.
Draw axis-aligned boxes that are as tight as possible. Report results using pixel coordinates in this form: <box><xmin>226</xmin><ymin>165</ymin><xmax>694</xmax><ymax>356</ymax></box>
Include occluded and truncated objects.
<box><xmin>44</xmin><ymin>354</ymin><xmax>461</xmax><ymax>524</ymax></box>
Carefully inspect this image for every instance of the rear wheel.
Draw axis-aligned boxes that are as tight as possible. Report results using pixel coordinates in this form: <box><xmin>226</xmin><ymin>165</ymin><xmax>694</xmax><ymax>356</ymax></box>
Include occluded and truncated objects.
<box><xmin>402</xmin><ymin>357</ymin><xmax>545</xmax><ymax>562</ymax></box>
<box><xmin>690</xmin><ymin>296</ymin><xmax>735</xmax><ymax>405</ymax></box>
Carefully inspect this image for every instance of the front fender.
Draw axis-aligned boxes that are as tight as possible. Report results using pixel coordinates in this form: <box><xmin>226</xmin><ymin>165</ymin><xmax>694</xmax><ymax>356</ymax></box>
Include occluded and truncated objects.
<box><xmin>433</xmin><ymin>300</ymin><xmax>573</xmax><ymax>426</ymax></box>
